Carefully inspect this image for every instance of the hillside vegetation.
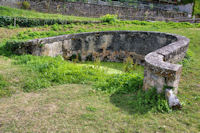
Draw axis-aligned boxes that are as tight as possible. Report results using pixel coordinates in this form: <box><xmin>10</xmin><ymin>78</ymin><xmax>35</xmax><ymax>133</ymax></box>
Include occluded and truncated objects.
<box><xmin>0</xmin><ymin>6</ymin><xmax>99</xmax><ymax>22</ymax></box>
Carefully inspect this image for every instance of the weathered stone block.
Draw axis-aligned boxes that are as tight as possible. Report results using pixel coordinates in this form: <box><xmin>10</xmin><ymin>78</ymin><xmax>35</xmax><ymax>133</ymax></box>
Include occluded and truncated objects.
<box><xmin>41</xmin><ymin>41</ymin><xmax>63</xmax><ymax>57</ymax></box>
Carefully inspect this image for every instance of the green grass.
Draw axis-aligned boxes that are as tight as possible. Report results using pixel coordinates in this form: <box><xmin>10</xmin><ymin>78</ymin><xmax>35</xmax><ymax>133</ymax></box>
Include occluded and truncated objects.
<box><xmin>0</xmin><ymin>6</ymin><xmax>100</xmax><ymax>22</ymax></box>
<box><xmin>12</xmin><ymin>55</ymin><xmax>143</xmax><ymax>92</ymax></box>
<box><xmin>0</xmin><ymin>20</ymin><xmax>199</xmax><ymax>132</ymax></box>
<box><xmin>5</xmin><ymin>20</ymin><xmax>198</xmax><ymax>42</ymax></box>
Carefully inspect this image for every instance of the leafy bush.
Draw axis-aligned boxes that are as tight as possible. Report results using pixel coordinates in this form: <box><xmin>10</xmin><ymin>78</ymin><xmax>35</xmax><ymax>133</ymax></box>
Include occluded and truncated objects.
<box><xmin>101</xmin><ymin>14</ymin><xmax>118</xmax><ymax>23</ymax></box>
<box><xmin>21</xmin><ymin>1</ymin><xmax>30</xmax><ymax>9</ymax></box>
<box><xmin>5</xmin><ymin>40</ymin><xmax>24</xmax><ymax>53</ymax></box>
<box><xmin>0</xmin><ymin>15</ymin><xmax>197</xmax><ymax>29</ymax></box>
<box><xmin>51</xmin><ymin>23</ymin><xmax>62</xmax><ymax>31</ymax></box>
<box><xmin>123</xmin><ymin>57</ymin><xmax>138</xmax><ymax>72</ymax></box>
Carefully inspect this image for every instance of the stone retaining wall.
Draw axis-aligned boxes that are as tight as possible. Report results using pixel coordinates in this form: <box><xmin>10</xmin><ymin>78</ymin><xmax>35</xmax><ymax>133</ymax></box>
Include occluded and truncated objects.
<box><xmin>0</xmin><ymin>0</ymin><xmax>189</xmax><ymax>20</ymax></box>
<box><xmin>11</xmin><ymin>31</ymin><xmax>190</xmax><ymax>94</ymax></box>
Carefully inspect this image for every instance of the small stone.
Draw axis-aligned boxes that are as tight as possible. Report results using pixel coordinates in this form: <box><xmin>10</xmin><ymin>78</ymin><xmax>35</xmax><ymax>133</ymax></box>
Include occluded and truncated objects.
<box><xmin>165</xmin><ymin>89</ymin><xmax>182</xmax><ymax>110</ymax></box>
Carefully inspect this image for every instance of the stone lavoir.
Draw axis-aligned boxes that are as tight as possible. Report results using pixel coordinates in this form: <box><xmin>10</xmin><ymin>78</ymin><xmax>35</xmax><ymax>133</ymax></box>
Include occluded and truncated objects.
<box><xmin>10</xmin><ymin>31</ymin><xmax>190</xmax><ymax>109</ymax></box>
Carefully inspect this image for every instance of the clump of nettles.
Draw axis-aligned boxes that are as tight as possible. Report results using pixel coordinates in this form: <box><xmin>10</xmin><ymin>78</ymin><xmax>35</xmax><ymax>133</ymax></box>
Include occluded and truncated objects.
<box><xmin>51</xmin><ymin>23</ymin><xmax>62</xmax><ymax>31</ymax></box>
<box><xmin>123</xmin><ymin>57</ymin><xmax>138</xmax><ymax>72</ymax></box>
<box><xmin>94</xmin><ymin>57</ymin><xmax>101</xmax><ymax>69</ymax></box>
<box><xmin>100</xmin><ymin>14</ymin><xmax>118</xmax><ymax>23</ymax></box>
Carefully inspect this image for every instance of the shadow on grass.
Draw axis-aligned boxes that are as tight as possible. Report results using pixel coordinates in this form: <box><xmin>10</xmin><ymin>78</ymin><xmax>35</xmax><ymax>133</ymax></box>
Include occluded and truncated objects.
<box><xmin>110</xmin><ymin>92</ymin><xmax>149</xmax><ymax>114</ymax></box>
<box><xmin>110</xmin><ymin>88</ymin><xmax>170</xmax><ymax>114</ymax></box>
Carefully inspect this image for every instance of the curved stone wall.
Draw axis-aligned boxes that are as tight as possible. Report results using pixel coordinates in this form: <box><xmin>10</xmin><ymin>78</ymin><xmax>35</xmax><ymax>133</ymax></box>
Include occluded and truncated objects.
<box><xmin>13</xmin><ymin>31</ymin><xmax>189</xmax><ymax>94</ymax></box>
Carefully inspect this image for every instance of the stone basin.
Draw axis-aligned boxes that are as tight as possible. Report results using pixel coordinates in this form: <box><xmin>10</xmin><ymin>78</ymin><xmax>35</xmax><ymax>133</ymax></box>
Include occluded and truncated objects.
<box><xmin>11</xmin><ymin>31</ymin><xmax>190</xmax><ymax>94</ymax></box>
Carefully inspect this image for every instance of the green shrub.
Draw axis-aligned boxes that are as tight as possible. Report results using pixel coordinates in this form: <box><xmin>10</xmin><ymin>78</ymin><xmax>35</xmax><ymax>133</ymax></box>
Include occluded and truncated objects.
<box><xmin>21</xmin><ymin>1</ymin><xmax>30</xmax><ymax>9</ymax></box>
<box><xmin>0</xmin><ymin>15</ymin><xmax>197</xmax><ymax>28</ymax></box>
<box><xmin>51</xmin><ymin>23</ymin><xmax>62</xmax><ymax>31</ymax></box>
<box><xmin>0</xmin><ymin>16</ymin><xmax>93</xmax><ymax>27</ymax></box>
<box><xmin>4</xmin><ymin>40</ymin><xmax>25</xmax><ymax>55</ymax></box>
<box><xmin>100</xmin><ymin>14</ymin><xmax>118</xmax><ymax>23</ymax></box>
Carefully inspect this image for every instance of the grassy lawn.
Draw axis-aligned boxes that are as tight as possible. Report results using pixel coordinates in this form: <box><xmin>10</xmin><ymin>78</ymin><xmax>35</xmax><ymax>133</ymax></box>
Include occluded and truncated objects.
<box><xmin>0</xmin><ymin>84</ymin><xmax>166</xmax><ymax>132</ymax></box>
<box><xmin>0</xmin><ymin>20</ymin><xmax>199</xmax><ymax>132</ymax></box>
<box><xmin>0</xmin><ymin>6</ymin><xmax>100</xmax><ymax>22</ymax></box>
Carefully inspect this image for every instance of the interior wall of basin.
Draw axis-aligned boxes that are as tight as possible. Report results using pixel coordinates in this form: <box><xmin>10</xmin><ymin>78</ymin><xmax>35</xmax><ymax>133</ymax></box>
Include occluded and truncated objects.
<box><xmin>41</xmin><ymin>31</ymin><xmax>178</xmax><ymax>63</ymax></box>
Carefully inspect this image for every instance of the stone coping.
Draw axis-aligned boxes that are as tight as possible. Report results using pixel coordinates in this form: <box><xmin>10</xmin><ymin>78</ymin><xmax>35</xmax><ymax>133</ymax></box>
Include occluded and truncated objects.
<box><xmin>145</xmin><ymin>33</ymin><xmax>189</xmax><ymax>77</ymax></box>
